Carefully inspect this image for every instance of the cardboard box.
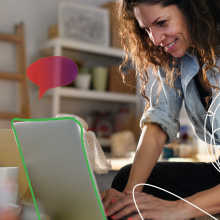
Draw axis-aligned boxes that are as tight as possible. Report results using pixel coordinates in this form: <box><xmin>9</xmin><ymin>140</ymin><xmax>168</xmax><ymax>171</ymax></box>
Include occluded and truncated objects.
<box><xmin>101</xmin><ymin>1</ymin><xmax>122</xmax><ymax>49</ymax></box>
<box><xmin>0</xmin><ymin>129</ymin><xmax>31</xmax><ymax>201</ymax></box>
<box><xmin>108</xmin><ymin>66</ymin><xmax>136</xmax><ymax>94</ymax></box>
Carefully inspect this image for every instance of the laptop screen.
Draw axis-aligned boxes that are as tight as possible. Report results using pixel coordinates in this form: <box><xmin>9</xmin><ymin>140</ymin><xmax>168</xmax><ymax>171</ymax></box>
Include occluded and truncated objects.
<box><xmin>12</xmin><ymin>117</ymin><xmax>106</xmax><ymax>220</ymax></box>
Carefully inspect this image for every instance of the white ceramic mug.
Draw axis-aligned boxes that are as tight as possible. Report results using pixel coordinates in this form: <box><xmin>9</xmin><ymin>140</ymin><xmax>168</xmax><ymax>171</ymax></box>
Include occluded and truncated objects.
<box><xmin>0</xmin><ymin>184</ymin><xmax>19</xmax><ymax>204</ymax></box>
<box><xmin>74</xmin><ymin>73</ymin><xmax>91</xmax><ymax>90</ymax></box>
<box><xmin>0</xmin><ymin>167</ymin><xmax>19</xmax><ymax>185</ymax></box>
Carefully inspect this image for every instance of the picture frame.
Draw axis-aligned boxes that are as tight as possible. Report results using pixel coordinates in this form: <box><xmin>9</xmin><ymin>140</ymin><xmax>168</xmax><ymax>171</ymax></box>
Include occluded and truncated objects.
<box><xmin>58</xmin><ymin>2</ymin><xmax>110</xmax><ymax>46</ymax></box>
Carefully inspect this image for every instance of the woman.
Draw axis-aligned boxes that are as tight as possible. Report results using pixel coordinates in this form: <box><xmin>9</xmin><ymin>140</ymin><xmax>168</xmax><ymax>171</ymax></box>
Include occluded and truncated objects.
<box><xmin>101</xmin><ymin>0</ymin><xmax>220</xmax><ymax>219</ymax></box>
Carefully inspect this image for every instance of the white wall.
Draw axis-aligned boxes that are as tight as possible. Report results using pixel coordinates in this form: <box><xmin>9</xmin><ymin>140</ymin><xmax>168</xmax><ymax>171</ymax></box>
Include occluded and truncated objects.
<box><xmin>0</xmin><ymin>0</ymin><xmax>113</xmax><ymax>128</ymax></box>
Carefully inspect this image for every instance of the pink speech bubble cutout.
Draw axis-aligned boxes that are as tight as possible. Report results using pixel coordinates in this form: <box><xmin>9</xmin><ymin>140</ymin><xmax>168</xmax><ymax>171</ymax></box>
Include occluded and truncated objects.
<box><xmin>27</xmin><ymin>56</ymin><xmax>78</xmax><ymax>99</ymax></box>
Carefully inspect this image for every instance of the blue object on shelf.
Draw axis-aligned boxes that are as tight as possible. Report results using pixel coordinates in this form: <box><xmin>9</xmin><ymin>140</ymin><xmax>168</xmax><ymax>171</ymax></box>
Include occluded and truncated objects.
<box><xmin>163</xmin><ymin>147</ymin><xmax>174</xmax><ymax>159</ymax></box>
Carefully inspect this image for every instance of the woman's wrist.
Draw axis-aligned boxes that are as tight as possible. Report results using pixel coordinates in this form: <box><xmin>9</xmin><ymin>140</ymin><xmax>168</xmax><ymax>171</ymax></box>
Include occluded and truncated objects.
<box><xmin>123</xmin><ymin>184</ymin><xmax>143</xmax><ymax>193</ymax></box>
<box><xmin>179</xmin><ymin>185</ymin><xmax>220</xmax><ymax>219</ymax></box>
<box><xmin>176</xmin><ymin>196</ymin><xmax>206</xmax><ymax>219</ymax></box>
<box><xmin>175</xmin><ymin>199</ymin><xmax>193</xmax><ymax>219</ymax></box>
<box><xmin>168</xmin><ymin>199</ymin><xmax>194</xmax><ymax>220</ymax></box>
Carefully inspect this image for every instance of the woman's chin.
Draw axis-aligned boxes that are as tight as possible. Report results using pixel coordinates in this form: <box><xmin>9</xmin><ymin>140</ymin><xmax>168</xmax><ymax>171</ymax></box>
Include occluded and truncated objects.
<box><xmin>170</xmin><ymin>49</ymin><xmax>187</xmax><ymax>58</ymax></box>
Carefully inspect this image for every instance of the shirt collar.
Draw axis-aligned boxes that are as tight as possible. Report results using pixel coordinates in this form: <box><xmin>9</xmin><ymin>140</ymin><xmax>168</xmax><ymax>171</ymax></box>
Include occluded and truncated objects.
<box><xmin>181</xmin><ymin>48</ymin><xmax>200</xmax><ymax>88</ymax></box>
<box><xmin>182</xmin><ymin>47</ymin><xmax>216</xmax><ymax>88</ymax></box>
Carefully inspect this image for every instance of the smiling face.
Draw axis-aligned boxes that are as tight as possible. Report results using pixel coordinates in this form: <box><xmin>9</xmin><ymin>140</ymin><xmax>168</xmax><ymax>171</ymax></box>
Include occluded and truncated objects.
<box><xmin>133</xmin><ymin>3</ymin><xmax>193</xmax><ymax>58</ymax></box>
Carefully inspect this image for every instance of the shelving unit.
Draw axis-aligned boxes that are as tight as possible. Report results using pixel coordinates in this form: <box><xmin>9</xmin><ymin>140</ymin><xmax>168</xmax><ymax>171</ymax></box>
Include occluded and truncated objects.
<box><xmin>40</xmin><ymin>37</ymin><xmax>128</xmax><ymax>58</ymax></box>
<box><xmin>39</xmin><ymin>37</ymin><xmax>141</xmax><ymax>118</ymax></box>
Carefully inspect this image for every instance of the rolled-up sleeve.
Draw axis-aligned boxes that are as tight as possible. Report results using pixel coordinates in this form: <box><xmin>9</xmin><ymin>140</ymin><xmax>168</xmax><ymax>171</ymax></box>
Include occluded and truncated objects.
<box><xmin>140</xmin><ymin>66</ymin><xmax>184</xmax><ymax>144</ymax></box>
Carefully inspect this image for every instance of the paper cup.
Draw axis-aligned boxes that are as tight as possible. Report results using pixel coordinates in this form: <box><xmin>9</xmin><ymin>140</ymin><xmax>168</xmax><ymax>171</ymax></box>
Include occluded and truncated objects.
<box><xmin>0</xmin><ymin>167</ymin><xmax>19</xmax><ymax>185</ymax></box>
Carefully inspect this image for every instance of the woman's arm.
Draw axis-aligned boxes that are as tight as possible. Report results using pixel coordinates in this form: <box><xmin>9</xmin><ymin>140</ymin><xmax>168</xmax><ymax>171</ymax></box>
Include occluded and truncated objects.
<box><xmin>102</xmin><ymin>67</ymin><xmax>182</xmax><ymax>210</ymax></box>
<box><xmin>106</xmin><ymin>184</ymin><xmax>220</xmax><ymax>220</ymax></box>
<box><xmin>181</xmin><ymin>183</ymin><xmax>220</xmax><ymax>218</ymax></box>
<box><xmin>101</xmin><ymin>123</ymin><xmax>167</xmax><ymax>209</ymax></box>
<box><xmin>124</xmin><ymin>123</ymin><xmax>167</xmax><ymax>192</ymax></box>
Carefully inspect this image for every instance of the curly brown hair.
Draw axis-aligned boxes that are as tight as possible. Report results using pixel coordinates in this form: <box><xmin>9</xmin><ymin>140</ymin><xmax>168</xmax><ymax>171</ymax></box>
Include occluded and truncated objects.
<box><xmin>116</xmin><ymin>0</ymin><xmax>220</xmax><ymax>117</ymax></box>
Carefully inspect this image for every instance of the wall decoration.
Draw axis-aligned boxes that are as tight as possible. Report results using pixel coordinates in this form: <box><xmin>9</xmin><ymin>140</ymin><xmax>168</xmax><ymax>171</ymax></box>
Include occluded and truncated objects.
<box><xmin>58</xmin><ymin>2</ymin><xmax>110</xmax><ymax>46</ymax></box>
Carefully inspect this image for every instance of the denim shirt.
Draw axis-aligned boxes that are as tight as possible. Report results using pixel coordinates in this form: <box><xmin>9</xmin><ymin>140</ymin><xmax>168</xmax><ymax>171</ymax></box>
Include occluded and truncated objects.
<box><xmin>140</xmin><ymin>48</ymin><xmax>220</xmax><ymax>147</ymax></box>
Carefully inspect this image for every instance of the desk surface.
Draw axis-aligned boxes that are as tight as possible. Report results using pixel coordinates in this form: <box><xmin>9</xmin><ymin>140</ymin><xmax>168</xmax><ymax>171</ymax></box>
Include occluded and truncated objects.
<box><xmin>105</xmin><ymin>152</ymin><xmax>217</xmax><ymax>171</ymax></box>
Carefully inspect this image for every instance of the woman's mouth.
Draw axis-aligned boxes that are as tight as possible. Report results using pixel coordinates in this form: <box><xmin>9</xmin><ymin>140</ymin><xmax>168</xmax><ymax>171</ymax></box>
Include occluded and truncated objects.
<box><xmin>165</xmin><ymin>38</ymin><xmax>178</xmax><ymax>51</ymax></box>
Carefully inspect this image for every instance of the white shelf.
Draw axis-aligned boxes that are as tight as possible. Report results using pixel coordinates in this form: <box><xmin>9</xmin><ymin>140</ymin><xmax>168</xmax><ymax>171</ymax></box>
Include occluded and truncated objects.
<box><xmin>46</xmin><ymin>87</ymin><xmax>138</xmax><ymax>103</ymax></box>
<box><xmin>38</xmin><ymin>37</ymin><xmax>141</xmax><ymax>118</ymax></box>
<box><xmin>40</xmin><ymin>38</ymin><xmax>129</xmax><ymax>58</ymax></box>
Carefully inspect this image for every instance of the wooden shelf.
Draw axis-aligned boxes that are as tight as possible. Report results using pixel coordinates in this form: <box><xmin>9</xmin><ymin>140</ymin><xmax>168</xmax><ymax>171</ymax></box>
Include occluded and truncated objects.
<box><xmin>40</xmin><ymin>38</ymin><xmax>129</xmax><ymax>58</ymax></box>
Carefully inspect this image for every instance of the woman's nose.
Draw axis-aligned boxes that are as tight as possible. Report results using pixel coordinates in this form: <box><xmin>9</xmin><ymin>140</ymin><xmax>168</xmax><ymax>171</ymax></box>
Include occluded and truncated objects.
<box><xmin>149</xmin><ymin>30</ymin><xmax>166</xmax><ymax>46</ymax></box>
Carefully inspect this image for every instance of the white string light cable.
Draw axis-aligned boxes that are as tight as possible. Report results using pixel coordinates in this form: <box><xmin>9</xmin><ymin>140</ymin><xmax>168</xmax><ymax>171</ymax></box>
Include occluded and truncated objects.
<box><xmin>203</xmin><ymin>113</ymin><xmax>220</xmax><ymax>171</ymax></box>
<box><xmin>204</xmin><ymin>92</ymin><xmax>220</xmax><ymax>172</ymax></box>
<box><xmin>131</xmin><ymin>93</ymin><xmax>220</xmax><ymax>220</ymax></box>
<box><xmin>205</xmin><ymin>111</ymin><xmax>216</xmax><ymax>165</ymax></box>
<box><xmin>210</xmin><ymin>99</ymin><xmax>220</xmax><ymax>167</ymax></box>
<box><xmin>132</xmin><ymin>184</ymin><xmax>218</xmax><ymax>220</ymax></box>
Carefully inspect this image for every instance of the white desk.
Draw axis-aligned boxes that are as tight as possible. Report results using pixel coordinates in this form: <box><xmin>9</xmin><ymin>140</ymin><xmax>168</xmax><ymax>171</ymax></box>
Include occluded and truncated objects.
<box><xmin>105</xmin><ymin>152</ymin><xmax>217</xmax><ymax>171</ymax></box>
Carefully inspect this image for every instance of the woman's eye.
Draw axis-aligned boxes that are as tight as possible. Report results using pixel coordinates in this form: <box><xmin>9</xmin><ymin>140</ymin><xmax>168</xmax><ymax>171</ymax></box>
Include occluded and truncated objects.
<box><xmin>157</xmin><ymin>20</ymin><xmax>166</xmax><ymax>27</ymax></box>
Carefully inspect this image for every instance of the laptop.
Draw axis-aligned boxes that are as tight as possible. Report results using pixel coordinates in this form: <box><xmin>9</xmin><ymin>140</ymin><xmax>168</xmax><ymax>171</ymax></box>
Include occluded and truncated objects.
<box><xmin>12</xmin><ymin>117</ymin><xmax>107</xmax><ymax>220</ymax></box>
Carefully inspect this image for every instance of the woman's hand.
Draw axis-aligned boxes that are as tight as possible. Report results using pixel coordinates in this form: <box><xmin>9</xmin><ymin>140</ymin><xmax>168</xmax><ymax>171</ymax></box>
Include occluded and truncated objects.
<box><xmin>100</xmin><ymin>188</ymin><xmax>124</xmax><ymax>210</ymax></box>
<box><xmin>106</xmin><ymin>191</ymin><xmax>187</xmax><ymax>220</ymax></box>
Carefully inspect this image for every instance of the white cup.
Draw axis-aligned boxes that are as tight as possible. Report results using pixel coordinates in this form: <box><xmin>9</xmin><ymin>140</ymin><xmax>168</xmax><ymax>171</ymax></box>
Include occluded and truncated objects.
<box><xmin>74</xmin><ymin>73</ymin><xmax>91</xmax><ymax>90</ymax></box>
<box><xmin>0</xmin><ymin>167</ymin><xmax>19</xmax><ymax>185</ymax></box>
<box><xmin>0</xmin><ymin>184</ymin><xmax>19</xmax><ymax>204</ymax></box>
